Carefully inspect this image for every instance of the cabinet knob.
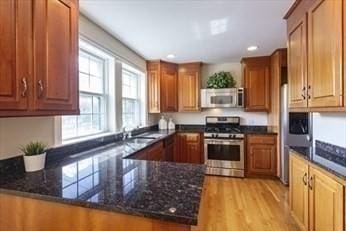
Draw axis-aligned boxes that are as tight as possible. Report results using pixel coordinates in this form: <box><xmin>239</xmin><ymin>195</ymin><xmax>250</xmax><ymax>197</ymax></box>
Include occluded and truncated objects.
<box><xmin>38</xmin><ymin>80</ymin><xmax>44</xmax><ymax>98</ymax></box>
<box><xmin>21</xmin><ymin>78</ymin><xmax>28</xmax><ymax>97</ymax></box>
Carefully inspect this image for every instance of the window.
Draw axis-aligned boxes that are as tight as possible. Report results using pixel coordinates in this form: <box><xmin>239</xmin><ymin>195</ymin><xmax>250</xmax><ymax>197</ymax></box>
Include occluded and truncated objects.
<box><xmin>122</xmin><ymin>64</ymin><xmax>145</xmax><ymax>128</ymax></box>
<box><xmin>62</xmin><ymin>44</ymin><xmax>108</xmax><ymax>140</ymax></box>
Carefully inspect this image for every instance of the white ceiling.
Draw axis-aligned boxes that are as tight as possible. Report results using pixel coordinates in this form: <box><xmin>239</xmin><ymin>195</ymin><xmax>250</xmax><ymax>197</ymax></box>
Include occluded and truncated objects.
<box><xmin>80</xmin><ymin>0</ymin><xmax>293</xmax><ymax>63</ymax></box>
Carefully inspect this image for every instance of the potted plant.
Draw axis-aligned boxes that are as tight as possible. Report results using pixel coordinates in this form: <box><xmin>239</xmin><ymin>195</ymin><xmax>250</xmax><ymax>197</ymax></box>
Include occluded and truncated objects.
<box><xmin>207</xmin><ymin>71</ymin><xmax>236</xmax><ymax>89</ymax></box>
<box><xmin>20</xmin><ymin>141</ymin><xmax>47</xmax><ymax>172</ymax></box>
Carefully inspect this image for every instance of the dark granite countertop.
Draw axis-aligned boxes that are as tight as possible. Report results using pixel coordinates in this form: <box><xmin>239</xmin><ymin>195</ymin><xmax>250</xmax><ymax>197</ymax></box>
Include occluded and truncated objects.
<box><xmin>0</xmin><ymin>130</ymin><xmax>206</xmax><ymax>225</ymax></box>
<box><xmin>175</xmin><ymin>124</ymin><xmax>278</xmax><ymax>135</ymax></box>
<box><xmin>289</xmin><ymin>146</ymin><xmax>346</xmax><ymax>180</ymax></box>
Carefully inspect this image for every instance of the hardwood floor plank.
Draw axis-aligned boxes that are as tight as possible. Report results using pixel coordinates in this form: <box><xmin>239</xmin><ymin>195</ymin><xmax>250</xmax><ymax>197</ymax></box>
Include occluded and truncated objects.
<box><xmin>192</xmin><ymin>176</ymin><xmax>300</xmax><ymax>231</ymax></box>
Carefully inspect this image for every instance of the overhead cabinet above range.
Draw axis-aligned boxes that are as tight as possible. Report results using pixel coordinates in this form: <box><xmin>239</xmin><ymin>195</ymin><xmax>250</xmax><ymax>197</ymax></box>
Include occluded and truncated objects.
<box><xmin>0</xmin><ymin>0</ymin><xmax>79</xmax><ymax>117</ymax></box>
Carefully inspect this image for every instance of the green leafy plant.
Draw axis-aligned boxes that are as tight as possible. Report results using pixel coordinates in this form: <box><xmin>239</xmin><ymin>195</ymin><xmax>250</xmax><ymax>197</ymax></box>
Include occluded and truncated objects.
<box><xmin>20</xmin><ymin>141</ymin><xmax>47</xmax><ymax>156</ymax></box>
<box><xmin>207</xmin><ymin>71</ymin><xmax>236</xmax><ymax>89</ymax></box>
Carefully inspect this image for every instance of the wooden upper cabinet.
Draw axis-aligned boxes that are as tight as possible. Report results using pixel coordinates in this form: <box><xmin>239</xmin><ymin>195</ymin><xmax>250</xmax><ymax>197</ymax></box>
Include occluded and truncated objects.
<box><xmin>287</xmin><ymin>16</ymin><xmax>308</xmax><ymax>109</ymax></box>
<box><xmin>147</xmin><ymin>60</ymin><xmax>178</xmax><ymax>113</ymax></box>
<box><xmin>307</xmin><ymin>0</ymin><xmax>343</xmax><ymax>108</ymax></box>
<box><xmin>0</xmin><ymin>0</ymin><xmax>32</xmax><ymax>111</ymax></box>
<box><xmin>0</xmin><ymin>0</ymin><xmax>79</xmax><ymax>117</ymax></box>
<box><xmin>242</xmin><ymin>57</ymin><xmax>270</xmax><ymax>112</ymax></box>
<box><xmin>161</xmin><ymin>62</ymin><xmax>178</xmax><ymax>112</ymax></box>
<box><xmin>178</xmin><ymin>63</ymin><xmax>202</xmax><ymax>112</ymax></box>
<box><xmin>147</xmin><ymin>62</ymin><xmax>160</xmax><ymax>113</ymax></box>
<box><xmin>34</xmin><ymin>0</ymin><xmax>79</xmax><ymax>112</ymax></box>
<box><xmin>289</xmin><ymin>154</ymin><xmax>309</xmax><ymax>230</ymax></box>
<box><xmin>309</xmin><ymin>166</ymin><xmax>344</xmax><ymax>231</ymax></box>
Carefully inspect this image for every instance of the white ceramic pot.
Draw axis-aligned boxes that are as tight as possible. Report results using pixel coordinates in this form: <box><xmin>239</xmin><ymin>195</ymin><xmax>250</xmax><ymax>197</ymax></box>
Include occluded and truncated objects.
<box><xmin>23</xmin><ymin>152</ymin><xmax>46</xmax><ymax>172</ymax></box>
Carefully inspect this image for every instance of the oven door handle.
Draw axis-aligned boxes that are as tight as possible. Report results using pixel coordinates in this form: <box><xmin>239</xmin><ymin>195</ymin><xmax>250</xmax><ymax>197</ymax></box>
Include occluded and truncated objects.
<box><xmin>205</xmin><ymin>139</ymin><xmax>243</xmax><ymax>145</ymax></box>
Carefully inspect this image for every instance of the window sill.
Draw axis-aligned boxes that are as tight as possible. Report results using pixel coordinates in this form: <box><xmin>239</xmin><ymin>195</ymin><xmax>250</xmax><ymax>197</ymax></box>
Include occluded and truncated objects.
<box><xmin>61</xmin><ymin>132</ymin><xmax>119</xmax><ymax>145</ymax></box>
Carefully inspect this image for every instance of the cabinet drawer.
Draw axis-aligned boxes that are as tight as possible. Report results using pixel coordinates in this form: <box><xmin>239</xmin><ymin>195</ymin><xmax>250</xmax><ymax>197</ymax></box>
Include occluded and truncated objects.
<box><xmin>248</xmin><ymin>135</ymin><xmax>276</xmax><ymax>145</ymax></box>
<box><xmin>184</xmin><ymin>133</ymin><xmax>200</xmax><ymax>142</ymax></box>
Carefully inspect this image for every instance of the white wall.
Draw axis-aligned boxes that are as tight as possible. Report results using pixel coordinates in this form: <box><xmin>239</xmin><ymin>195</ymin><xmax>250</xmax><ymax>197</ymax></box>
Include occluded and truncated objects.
<box><xmin>0</xmin><ymin>15</ymin><xmax>154</xmax><ymax>160</ymax></box>
<box><xmin>160</xmin><ymin>62</ymin><xmax>268</xmax><ymax>126</ymax></box>
<box><xmin>164</xmin><ymin>108</ymin><xmax>268</xmax><ymax>125</ymax></box>
<box><xmin>201</xmin><ymin>62</ymin><xmax>243</xmax><ymax>88</ymax></box>
<box><xmin>313</xmin><ymin>113</ymin><xmax>346</xmax><ymax>147</ymax></box>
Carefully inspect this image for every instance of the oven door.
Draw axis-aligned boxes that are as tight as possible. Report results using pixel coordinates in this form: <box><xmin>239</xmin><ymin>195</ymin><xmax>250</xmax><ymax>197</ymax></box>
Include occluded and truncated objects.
<box><xmin>204</xmin><ymin>139</ymin><xmax>244</xmax><ymax>169</ymax></box>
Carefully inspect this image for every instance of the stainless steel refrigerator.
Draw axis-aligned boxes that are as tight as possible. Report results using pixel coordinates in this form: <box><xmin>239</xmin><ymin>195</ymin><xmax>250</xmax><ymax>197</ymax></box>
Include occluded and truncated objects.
<box><xmin>280</xmin><ymin>84</ymin><xmax>312</xmax><ymax>185</ymax></box>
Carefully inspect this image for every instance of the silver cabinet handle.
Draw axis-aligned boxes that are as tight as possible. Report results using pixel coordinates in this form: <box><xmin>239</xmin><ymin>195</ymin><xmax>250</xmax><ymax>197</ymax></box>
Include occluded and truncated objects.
<box><xmin>302</xmin><ymin>172</ymin><xmax>307</xmax><ymax>186</ymax></box>
<box><xmin>21</xmin><ymin>78</ymin><xmax>28</xmax><ymax>97</ymax></box>
<box><xmin>38</xmin><ymin>80</ymin><xmax>44</xmax><ymax>98</ymax></box>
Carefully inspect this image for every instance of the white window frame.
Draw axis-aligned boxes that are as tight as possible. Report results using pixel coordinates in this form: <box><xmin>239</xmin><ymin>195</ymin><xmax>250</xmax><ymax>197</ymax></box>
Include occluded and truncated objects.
<box><xmin>121</xmin><ymin>63</ymin><xmax>146</xmax><ymax>129</ymax></box>
<box><xmin>61</xmin><ymin>40</ymin><xmax>113</xmax><ymax>143</ymax></box>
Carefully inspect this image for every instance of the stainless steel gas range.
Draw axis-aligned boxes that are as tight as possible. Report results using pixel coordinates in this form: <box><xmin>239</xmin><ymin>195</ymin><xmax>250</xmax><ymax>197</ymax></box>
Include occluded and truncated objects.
<box><xmin>204</xmin><ymin>116</ymin><xmax>245</xmax><ymax>177</ymax></box>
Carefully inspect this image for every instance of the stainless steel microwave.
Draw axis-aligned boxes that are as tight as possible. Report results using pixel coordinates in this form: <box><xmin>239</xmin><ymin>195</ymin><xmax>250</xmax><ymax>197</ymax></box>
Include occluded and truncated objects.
<box><xmin>201</xmin><ymin>88</ymin><xmax>244</xmax><ymax>108</ymax></box>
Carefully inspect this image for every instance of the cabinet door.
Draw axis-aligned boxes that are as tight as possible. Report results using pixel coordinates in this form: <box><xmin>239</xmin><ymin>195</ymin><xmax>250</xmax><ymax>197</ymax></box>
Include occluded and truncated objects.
<box><xmin>309</xmin><ymin>166</ymin><xmax>344</xmax><ymax>231</ymax></box>
<box><xmin>147</xmin><ymin>62</ymin><xmax>160</xmax><ymax>113</ymax></box>
<box><xmin>247</xmin><ymin>144</ymin><xmax>276</xmax><ymax>176</ymax></box>
<box><xmin>288</xmin><ymin>17</ymin><xmax>308</xmax><ymax>108</ymax></box>
<box><xmin>244</xmin><ymin>65</ymin><xmax>270</xmax><ymax>111</ymax></box>
<box><xmin>178</xmin><ymin>64</ymin><xmax>201</xmax><ymax>112</ymax></box>
<box><xmin>147</xmin><ymin>142</ymin><xmax>164</xmax><ymax>161</ymax></box>
<box><xmin>131</xmin><ymin>150</ymin><xmax>148</xmax><ymax>160</ymax></box>
<box><xmin>308</xmin><ymin>0</ymin><xmax>343</xmax><ymax>108</ymax></box>
<box><xmin>33</xmin><ymin>0</ymin><xmax>78</xmax><ymax>112</ymax></box>
<box><xmin>161</xmin><ymin>63</ymin><xmax>178</xmax><ymax>112</ymax></box>
<box><xmin>0</xmin><ymin>0</ymin><xmax>32</xmax><ymax>111</ymax></box>
<box><xmin>176</xmin><ymin>133</ymin><xmax>202</xmax><ymax>164</ymax></box>
<box><xmin>185</xmin><ymin>133</ymin><xmax>202</xmax><ymax>164</ymax></box>
<box><xmin>175</xmin><ymin>133</ymin><xmax>187</xmax><ymax>163</ymax></box>
<box><xmin>289</xmin><ymin>155</ymin><xmax>309</xmax><ymax>230</ymax></box>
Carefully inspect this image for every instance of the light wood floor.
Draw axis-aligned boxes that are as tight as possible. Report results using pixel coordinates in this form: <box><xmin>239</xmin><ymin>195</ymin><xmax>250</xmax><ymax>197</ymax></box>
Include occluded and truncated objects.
<box><xmin>192</xmin><ymin>176</ymin><xmax>300</xmax><ymax>231</ymax></box>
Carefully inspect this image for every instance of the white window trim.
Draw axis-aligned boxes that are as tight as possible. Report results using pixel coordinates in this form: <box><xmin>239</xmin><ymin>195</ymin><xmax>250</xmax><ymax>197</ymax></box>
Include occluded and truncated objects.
<box><xmin>121</xmin><ymin>63</ymin><xmax>147</xmax><ymax>129</ymax></box>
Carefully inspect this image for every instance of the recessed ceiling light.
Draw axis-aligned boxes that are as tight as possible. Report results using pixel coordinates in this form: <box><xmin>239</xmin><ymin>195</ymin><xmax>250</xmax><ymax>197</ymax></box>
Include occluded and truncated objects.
<box><xmin>247</xmin><ymin>46</ymin><xmax>258</xmax><ymax>51</ymax></box>
<box><xmin>166</xmin><ymin>54</ymin><xmax>175</xmax><ymax>59</ymax></box>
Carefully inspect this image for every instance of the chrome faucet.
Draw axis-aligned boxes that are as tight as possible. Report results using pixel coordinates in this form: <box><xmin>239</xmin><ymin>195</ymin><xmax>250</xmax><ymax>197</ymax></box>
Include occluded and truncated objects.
<box><xmin>122</xmin><ymin>127</ymin><xmax>133</xmax><ymax>140</ymax></box>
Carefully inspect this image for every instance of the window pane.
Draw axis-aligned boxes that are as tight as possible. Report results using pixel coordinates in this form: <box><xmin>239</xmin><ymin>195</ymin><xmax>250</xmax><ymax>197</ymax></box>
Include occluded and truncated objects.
<box><xmin>89</xmin><ymin>57</ymin><xmax>103</xmax><ymax>77</ymax></box>
<box><xmin>78</xmin><ymin>115</ymin><xmax>92</xmax><ymax>136</ymax></box>
<box><xmin>90</xmin><ymin>76</ymin><xmax>103</xmax><ymax>94</ymax></box>
<box><xmin>79</xmin><ymin>73</ymin><xmax>89</xmax><ymax>92</ymax></box>
<box><xmin>92</xmin><ymin>115</ymin><xmax>101</xmax><ymax>131</ymax></box>
<box><xmin>92</xmin><ymin>96</ymin><xmax>101</xmax><ymax>113</ymax></box>
<box><xmin>62</xmin><ymin>116</ymin><xmax>77</xmax><ymax>139</ymax></box>
<box><xmin>79</xmin><ymin>54</ymin><xmax>89</xmax><ymax>73</ymax></box>
<box><xmin>80</xmin><ymin>95</ymin><xmax>92</xmax><ymax>114</ymax></box>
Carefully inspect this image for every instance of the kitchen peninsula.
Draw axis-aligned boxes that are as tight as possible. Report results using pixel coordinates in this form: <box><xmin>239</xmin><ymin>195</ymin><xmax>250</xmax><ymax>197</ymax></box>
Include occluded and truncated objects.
<box><xmin>0</xmin><ymin>131</ymin><xmax>205</xmax><ymax>231</ymax></box>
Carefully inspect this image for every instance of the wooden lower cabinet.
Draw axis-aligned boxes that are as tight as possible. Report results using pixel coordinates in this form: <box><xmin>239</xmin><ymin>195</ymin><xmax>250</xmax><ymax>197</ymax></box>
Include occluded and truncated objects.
<box><xmin>289</xmin><ymin>152</ymin><xmax>345</xmax><ymax>231</ymax></box>
<box><xmin>130</xmin><ymin>142</ymin><xmax>164</xmax><ymax>161</ymax></box>
<box><xmin>147</xmin><ymin>142</ymin><xmax>164</xmax><ymax>161</ymax></box>
<box><xmin>289</xmin><ymin>154</ymin><xmax>309</xmax><ymax>230</ymax></box>
<box><xmin>247</xmin><ymin>135</ymin><xmax>277</xmax><ymax>176</ymax></box>
<box><xmin>175</xmin><ymin>133</ymin><xmax>203</xmax><ymax>164</ymax></box>
<box><xmin>309</xmin><ymin>166</ymin><xmax>344</xmax><ymax>231</ymax></box>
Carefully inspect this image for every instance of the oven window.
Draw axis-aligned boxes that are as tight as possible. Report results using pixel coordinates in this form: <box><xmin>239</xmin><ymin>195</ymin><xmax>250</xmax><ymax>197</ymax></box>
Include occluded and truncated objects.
<box><xmin>207</xmin><ymin>144</ymin><xmax>240</xmax><ymax>161</ymax></box>
<box><xmin>210</xmin><ymin>95</ymin><xmax>233</xmax><ymax>105</ymax></box>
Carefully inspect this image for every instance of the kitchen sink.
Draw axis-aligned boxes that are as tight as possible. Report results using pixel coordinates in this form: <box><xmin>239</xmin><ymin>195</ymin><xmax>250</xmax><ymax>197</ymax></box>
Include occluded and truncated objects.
<box><xmin>134</xmin><ymin>132</ymin><xmax>165</xmax><ymax>139</ymax></box>
<box><xmin>127</xmin><ymin>137</ymin><xmax>155</xmax><ymax>144</ymax></box>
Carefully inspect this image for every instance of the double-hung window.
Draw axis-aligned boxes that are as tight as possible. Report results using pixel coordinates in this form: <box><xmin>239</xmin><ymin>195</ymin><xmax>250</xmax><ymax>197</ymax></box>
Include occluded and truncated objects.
<box><xmin>122</xmin><ymin>64</ymin><xmax>145</xmax><ymax>128</ymax></box>
<box><xmin>62</xmin><ymin>44</ymin><xmax>108</xmax><ymax>141</ymax></box>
